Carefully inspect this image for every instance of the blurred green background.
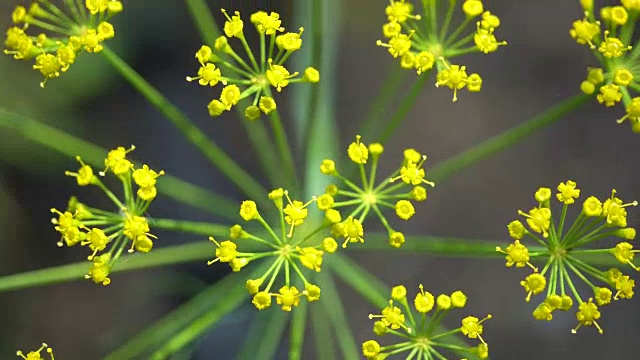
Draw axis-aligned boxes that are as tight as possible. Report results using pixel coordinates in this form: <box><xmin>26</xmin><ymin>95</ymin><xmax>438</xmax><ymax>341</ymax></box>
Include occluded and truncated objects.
<box><xmin>1</xmin><ymin>0</ymin><xmax>640</xmax><ymax>359</ymax></box>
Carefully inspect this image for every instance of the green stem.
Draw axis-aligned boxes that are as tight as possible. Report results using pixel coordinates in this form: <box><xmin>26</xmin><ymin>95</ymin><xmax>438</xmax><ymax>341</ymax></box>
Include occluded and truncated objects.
<box><xmin>360</xmin><ymin>66</ymin><xmax>409</xmax><ymax>141</ymax></box>
<box><xmin>152</xmin><ymin>218</ymin><xmax>229</xmax><ymax>236</ymax></box>
<box><xmin>377</xmin><ymin>70</ymin><xmax>432</xmax><ymax>143</ymax></box>
<box><xmin>0</xmin><ymin>108</ymin><xmax>238</xmax><ymax>219</ymax></box>
<box><xmin>266</xmin><ymin>90</ymin><xmax>298</xmax><ymax>189</ymax></box>
<box><xmin>100</xmin><ymin>46</ymin><xmax>266</xmax><ymax>201</ymax></box>
<box><xmin>319</xmin><ymin>271</ymin><xmax>360</xmax><ymax>360</ymax></box>
<box><xmin>289</xmin><ymin>296</ymin><xmax>309</xmax><ymax>360</ymax></box>
<box><xmin>429</xmin><ymin>94</ymin><xmax>591</xmax><ymax>183</ymax></box>
<box><xmin>0</xmin><ymin>241</ymin><xmax>216</xmax><ymax>293</ymax></box>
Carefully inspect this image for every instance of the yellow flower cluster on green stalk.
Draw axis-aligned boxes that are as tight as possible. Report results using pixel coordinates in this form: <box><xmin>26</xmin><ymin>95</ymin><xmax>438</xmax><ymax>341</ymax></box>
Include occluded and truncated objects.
<box><xmin>571</xmin><ymin>0</ymin><xmax>640</xmax><ymax>132</ymax></box>
<box><xmin>497</xmin><ymin>180</ymin><xmax>638</xmax><ymax>334</ymax></box>
<box><xmin>16</xmin><ymin>342</ymin><xmax>54</xmax><ymax>360</ymax></box>
<box><xmin>362</xmin><ymin>285</ymin><xmax>490</xmax><ymax>359</ymax></box>
<box><xmin>208</xmin><ymin>188</ymin><xmax>337</xmax><ymax>311</ymax></box>
<box><xmin>50</xmin><ymin>146</ymin><xmax>164</xmax><ymax>286</ymax></box>
<box><xmin>377</xmin><ymin>0</ymin><xmax>506</xmax><ymax>101</ymax></box>
<box><xmin>4</xmin><ymin>0</ymin><xmax>123</xmax><ymax>87</ymax></box>
<box><xmin>187</xmin><ymin>9</ymin><xmax>320</xmax><ymax>119</ymax></box>
<box><xmin>319</xmin><ymin>135</ymin><xmax>433</xmax><ymax>249</ymax></box>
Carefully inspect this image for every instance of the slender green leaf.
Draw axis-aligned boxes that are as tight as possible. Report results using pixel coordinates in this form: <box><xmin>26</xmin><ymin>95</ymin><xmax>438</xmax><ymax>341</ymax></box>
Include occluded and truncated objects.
<box><xmin>0</xmin><ymin>108</ymin><xmax>237</xmax><ymax>219</ymax></box>
<box><xmin>430</xmin><ymin>94</ymin><xmax>591</xmax><ymax>183</ymax></box>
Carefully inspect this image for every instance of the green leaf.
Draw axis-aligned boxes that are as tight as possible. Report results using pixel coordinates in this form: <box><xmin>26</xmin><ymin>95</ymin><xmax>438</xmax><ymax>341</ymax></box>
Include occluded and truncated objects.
<box><xmin>0</xmin><ymin>108</ymin><xmax>237</xmax><ymax>219</ymax></box>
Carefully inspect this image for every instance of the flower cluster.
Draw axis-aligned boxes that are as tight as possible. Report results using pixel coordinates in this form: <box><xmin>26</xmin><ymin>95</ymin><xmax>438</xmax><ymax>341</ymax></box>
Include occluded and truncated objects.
<box><xmin>498</xmin><ymin>180</ymin><xmax>638</xmax><ymax>333</ymax></box>
<box><xmin>318</xmin><ymin>135</ymin><xmax>433</xmax><ymax>249</ymax></box>
<box><xmin>377</xmin><ymin>0</ymin><xmax>506</xmax><ymax>101</ymax></box>
<box><xmin>571</xmin><ymin>0</ymin><xmax>640</xmax><ymax>132</ymax></box>
<box><xmin>208</xmin><ymin>189</ymin><xmax>338</xmax><ymax>311</ymax></box>
<box><xmin>362</xmin><ymin>284</ymin><xmax>490</xmax><ymax>359</ymax></box>
<box><xmin>187</xmin><ymin>9</ymin><xmax>320</xmax><ymax>119</ymax></box>
<box><xmin>4</xmin><ymin>0</ymin><xmax>122</xmax><ymax>87</ymax></box>
<box><xmin>50</xmin><ymin>146</ymin><xmax>164</xmax><ymax>286</ymax></box>
<box><xmin>17</xmin><ymin>342</ymin><xmax>54</xmax><ymax>360</ymax></box>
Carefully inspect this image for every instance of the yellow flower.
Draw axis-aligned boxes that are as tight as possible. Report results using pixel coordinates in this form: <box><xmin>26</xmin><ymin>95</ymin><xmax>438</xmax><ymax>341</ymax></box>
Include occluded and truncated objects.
<box><xmin>556</xmin><ymin>180</ymin><xmax>580</xmax><ymax>204</ymax></box>
<box><xmin>187</xmin><ymin>9</ymin><xmax>318</xmax><ymax>118</ymax></box>
<box><xmin>362</xmin><ymin>340</ymin><xmax>381</xmax><ymax>359</ymax></box>
<box><xmin>16</xmin><ymin>343</ymin><xmax>55</xmax><ymax>360</ymax></box>
<box><xmin>414</xmin><ymin>284</ymin><xmax>435</xmax><ymax>313</ymax></box>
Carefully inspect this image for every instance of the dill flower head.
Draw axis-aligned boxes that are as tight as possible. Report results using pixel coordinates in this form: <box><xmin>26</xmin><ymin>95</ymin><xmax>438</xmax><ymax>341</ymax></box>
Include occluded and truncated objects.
<box><xmin>16</xmin><ymin>342</ymin><xmax>54</xmax><ymax>360</ymax></box>
<box><xmin>50</xmin><ymin>146</ymin><xmax>163</xmax><ymax>286</ymax></box>
<box><xmin>377</xmin><ymin>0</ymin><xmax>506</xmax><ymax>102</ymax></box>
<box><xmin>363</xmin><ymin>284</ymin><xmax>491</xmax><ymax>359</ymax></box>
<box><xmin>319</xmin><ymin>136</ymin><xmax>434</xmax><ymax>249</ymax></box>
<box><xmin>3</xmin><ymin>0</ymin><xmax>123</xmax><ymax>87</ymax></box>
<box><xmin>497</xmin><ymin>180</ymin><xmax>638</xmax><ymax>334</ymax></box>
<box><xmin>208</xmin><ymin>188</ymin><xmax>336</xmax><ymax>311</ymax></box>
<box><xmin>186</xmin><ymin>9</ymin><xmax>319</xmax><ymax>119</ymax></box>
<box><xmin>571</xmin><ymin>2</ymin><xmax>640</xmax><ymax>132</ymax></box>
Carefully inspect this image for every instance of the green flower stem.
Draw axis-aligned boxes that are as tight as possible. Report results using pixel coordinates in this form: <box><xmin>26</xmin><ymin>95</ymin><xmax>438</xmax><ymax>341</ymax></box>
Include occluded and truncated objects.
<box><xmin>439</xmin><ymin>0</ymin><xmax>456</xmax><ymax>41</ymax></box>
<box><xmin>0</xmin><ymin>108</ymin><xmax>238</xmax><ymax>219</ymax></box>
<box><xmin>152</xmin><ymin>218</ymin><xmax>229</xmax><ymax>236</ymax></box>
<box><xmin>311</xmin><ymin>300</ymin><xmax>338</xmax><ymax>360</ymax></box>
<box><xmin>329</xmin><ymin>254</ymin><xmax>388</xmax><ymax>308</ymax></box>
<box><xmin>318</xmin><ymin>271</ymin><xmax>360</xmax><ymax>360</ymax></box>
<box><xmin>266</xmin><ymin>93</ymin><xmax>298</xmax><ymax>189</ymax></box>
<box><xmin>289</xmin><ymin>297</ymin><xmax>309</xmax><ymax>360</ymax></box>
<box><xmin>184</xmin><ymin>0</ymin><xmax>286</xmax><ymax>187</ymax></box>
<box><xmin>0</xmin><ymin>241</ymin><xmax>216</xmax><ymax>293</ymax></box>
<box><xmin>300</xmin><ymin>0</ymin><xmax>340</xmax><ymax>198</ymax></box>
<box><xmin>148</xmin><ymin>267</ymin><xmax>268</xmax><ymax>360</ymax></box>
<box><xmin>104</xmin><ymin>263</ymin><xmax>267</xmax><ymax>360</ymax></box>
<box><xmin>430</xmin><ymin>94</ymin><xmax>591</xmax><ymax>182</ymax></box>
<box><xmin>237</xmin><ymin>310</ymin><xmax>289</xmax><ymax>360</ymax></box>
<box><xmin>100</xmin><ymin>46</ymin><xmax>267</xmax><ymax>201</ymax></box>
<box><xmin>377</xmin><ymin>70</ymin><xmax>432</xmax><ymax>144</ymax></box>
<box><xmin>360</xmin><ymin>65</ymin><xmax>409</xmax><ymax>141</ymax></box>
<box><xmin>356</xmin><ymin>233</ymin><xmax>504</xmax><ymax>257</ymax></box>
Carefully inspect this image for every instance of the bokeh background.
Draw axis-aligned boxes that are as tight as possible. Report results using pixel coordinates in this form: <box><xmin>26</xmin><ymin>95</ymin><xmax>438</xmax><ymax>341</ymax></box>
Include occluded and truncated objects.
<box><xmin>1</xmin><ymin>0</ymin><xmax>639</xmax><ymax>359</ymax></box>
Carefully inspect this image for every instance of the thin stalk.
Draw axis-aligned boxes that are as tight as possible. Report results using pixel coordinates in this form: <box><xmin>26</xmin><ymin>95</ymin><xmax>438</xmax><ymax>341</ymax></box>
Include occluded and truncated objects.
<box><xmin>378</xmin><ymin>70</ymin><xmax>432</xmax><ymax>143</ymax></box>
<box><xmin>152</xmin><ymin>218</ymin><xmax>229</xmax><ymax>236</ymax></box>
<box><xmin>289</xmin><ymin>297</ymin><xmax>309</xmax><ymax>360</ymax></box>
<box><xmin>360</xmin><ymin>66</ymin><xmax>409</xmax><ymax>141</ymax></box>
<box><xmin>101</xmin><ymin>46</ymin><xmax>266</xmax><ymax>201</ymax></box>
<box><xmin>430</xmin><ymin>94</ymin><xmax>591</xmax><ymax>182</ymax></box>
